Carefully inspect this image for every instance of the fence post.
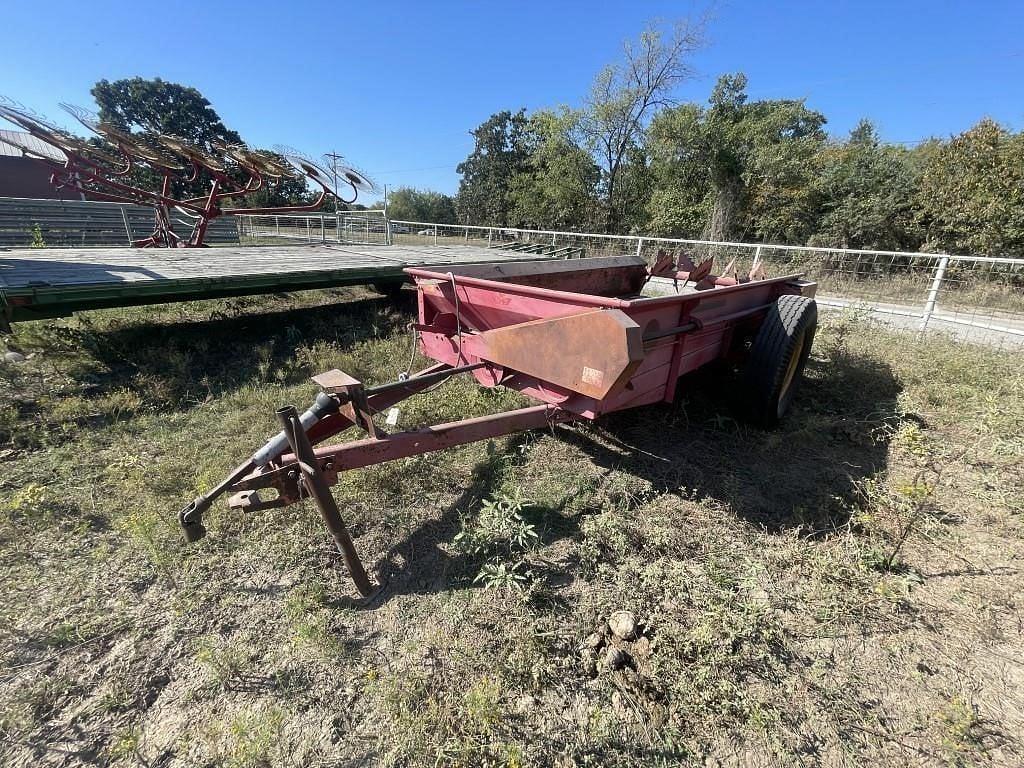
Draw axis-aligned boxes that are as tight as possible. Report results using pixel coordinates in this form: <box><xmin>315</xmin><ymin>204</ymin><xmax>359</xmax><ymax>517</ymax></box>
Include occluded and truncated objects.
<box><xmin>306</xmin><ymin>217</ymin><xmax>311</xmax><ymax>242</ymax></box>
<box><xmin>919</xmin><ymin>255</ymin><xmax>950</xmax><ymax>332</ymax></box>
<box><xmin>119</xmin><ymin>206</ymin><xmax>133</xmax><ymax>245</ymax></box>
<box><xmin>465</xmin><ymin>226</ymin><xmax>469</xmax><ymax>243</ymax></box>
<box><xmin>320</xmin><ymin>214</ymin><xmax>325</xmax><ymax>243</ymax></box>
<box><xmin>365</xmin><ymin>216</ymin><xmax>370</xmax><ymax>243</ymax></box>
<box><xmin>336</xmin><ymin>213</ymin><xmax>341</xmax><ymax>242</ymax></box>
<box><xmin>434</xmin><ymin>224</ymin><xmax>438</xmax><ymax>246</ymax></box>
<box><xmin>487</xmin><ymin>228</ymin><xmax>493</xmax><ymax>247</ymax></box>
<box><xmin>385</xmin><ymin>214</ymin><xmax>392</xmax><ymax>245</ymax></box>
<box><xmin>635</xmin><ymin>237</ymin><xmax>644</xmax><ymax>260</ymax></box>
<box><xmin>275</xmin><ymin>216</ymin><xmax>280</xmax><ymax>237</ymax></box>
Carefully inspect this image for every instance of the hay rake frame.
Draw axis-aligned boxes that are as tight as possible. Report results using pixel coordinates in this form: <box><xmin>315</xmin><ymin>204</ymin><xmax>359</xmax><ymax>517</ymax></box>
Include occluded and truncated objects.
<box><xmin>0</xmin><ymin>97</ymin><xmax>374</xmax><ymax>247</ymax></box>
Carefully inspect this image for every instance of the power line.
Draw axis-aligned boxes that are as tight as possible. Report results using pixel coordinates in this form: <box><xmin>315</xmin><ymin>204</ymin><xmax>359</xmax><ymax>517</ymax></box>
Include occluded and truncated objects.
<box><xmin>371</xmin><ymin>163</ymin><xmax>461</xmax><ymax>176</ymax></box>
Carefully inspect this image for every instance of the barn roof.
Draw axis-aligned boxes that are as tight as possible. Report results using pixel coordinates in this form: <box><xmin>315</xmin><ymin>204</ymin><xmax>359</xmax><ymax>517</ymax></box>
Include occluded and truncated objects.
<box><xmin>0</xmin><ymin>130</ymin><xmax>65</xmax><ymax>161</ymax></box>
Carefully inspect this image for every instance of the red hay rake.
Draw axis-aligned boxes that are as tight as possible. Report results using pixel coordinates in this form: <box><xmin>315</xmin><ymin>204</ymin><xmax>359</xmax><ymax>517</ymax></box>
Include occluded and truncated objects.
<box><xmin>0</xmin><ymin>96</ymin><xmax>374</xmax><ymax>247</ymax></box>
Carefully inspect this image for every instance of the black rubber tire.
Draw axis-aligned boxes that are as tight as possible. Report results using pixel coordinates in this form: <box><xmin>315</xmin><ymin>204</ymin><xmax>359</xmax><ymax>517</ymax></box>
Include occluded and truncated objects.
<box><xmin>740</xmin><ymin>294</ymin><xmax>817</xmax><ymax>427</ymax></box>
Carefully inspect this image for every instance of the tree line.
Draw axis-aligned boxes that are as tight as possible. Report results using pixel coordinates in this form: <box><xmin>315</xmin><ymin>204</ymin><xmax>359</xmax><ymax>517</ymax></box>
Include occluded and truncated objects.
<box><xmin>393</xmin><ymin>22</ymin><xmax>1024</xmax><ymax>258</ymax></box>
<box><xmin>86</xmin><ymin>57</ymin><xmax>1023</xmax><ymax>258</ymax></box>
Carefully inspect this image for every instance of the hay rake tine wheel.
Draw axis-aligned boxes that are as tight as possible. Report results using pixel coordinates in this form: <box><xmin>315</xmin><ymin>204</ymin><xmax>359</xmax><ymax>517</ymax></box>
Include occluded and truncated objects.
<box><xmin>276</xmin><ymin>145</ymin><xmax>359</xmax><ymax>205</ymax></box>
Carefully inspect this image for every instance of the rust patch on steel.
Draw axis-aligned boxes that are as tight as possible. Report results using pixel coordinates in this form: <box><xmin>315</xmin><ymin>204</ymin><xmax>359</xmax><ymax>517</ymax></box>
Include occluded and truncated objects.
<box><xmin>472</xmin><ymin>309</ymin><xmax>644</xmax><ymax>400</ymax></box>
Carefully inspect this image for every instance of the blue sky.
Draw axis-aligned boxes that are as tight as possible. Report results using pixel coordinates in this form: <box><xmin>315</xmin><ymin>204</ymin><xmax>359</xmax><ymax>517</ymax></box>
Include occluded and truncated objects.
<box><xmin>2</xmin><ymin>1</ymin><xmax>1022</xmax><ymax>204</ymax></box>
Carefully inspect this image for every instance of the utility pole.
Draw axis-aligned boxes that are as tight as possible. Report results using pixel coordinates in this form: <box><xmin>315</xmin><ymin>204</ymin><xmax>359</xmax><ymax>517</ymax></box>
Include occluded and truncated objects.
<box><xmin>323</xmin><ymin>151</ymin><xmax>344</xmax><ymax>215</ymax></box>
<box><xmin>324</xmin><ymin>151</ymin><xmax>344</xmax><ymax>242</ymax></box>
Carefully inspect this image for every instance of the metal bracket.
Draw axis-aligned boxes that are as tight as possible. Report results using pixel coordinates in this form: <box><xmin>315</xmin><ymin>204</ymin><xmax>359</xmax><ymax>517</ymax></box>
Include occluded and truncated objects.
<box><xmin>312</xmin><ymin>369</ymin><xmax>381</xmax><ymax>438</ymax></box>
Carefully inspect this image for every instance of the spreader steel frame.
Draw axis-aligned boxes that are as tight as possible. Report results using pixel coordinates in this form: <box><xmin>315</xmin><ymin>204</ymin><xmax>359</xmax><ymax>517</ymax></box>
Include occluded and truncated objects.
<box><xmin>180</xmin><ymin>253</ymin><xmax>817</xmax><ymax>596</ymax></box>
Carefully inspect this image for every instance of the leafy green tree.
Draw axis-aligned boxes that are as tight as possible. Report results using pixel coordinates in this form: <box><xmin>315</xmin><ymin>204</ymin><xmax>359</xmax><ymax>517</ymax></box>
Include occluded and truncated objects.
<box><xmin>92</xmin><ymin>77</ymin><xmax>241</xmax><ymax>146</ymax></box>
<box><xmin>576</xmin><ymin>19</ymin><xmax>704</xmax><ymax>233</ymax></box>
<box><xmin>610</xmin><ymin>143</ymin><xmax>654</xmax><ymax>234</ymax></box>
<box><xmin>647</xmin><ymin>103</ymin><xmax>711</xmax><ymax>237</ymax></box>
<box><xmin>90</xmin><ymin>78</ymin><xmax>312</xmax><ymax>206</ymax></box>
<box><xmin>917</xmin><ymin>119</ymin><xmax>1024</xmax><ymax>256</ymax></box>
<box><xmin>387</xmin><ymin>187</ymin><xmax>457</xmax><ymax>223</ymax></box>
<box><xmin>647</xmin><ymin>74</ymin><xmax>826</xmax><ymax>242</ymax></box>
<box><xmin>702</xmin><ymin>74</ymin><xmax>827</xmax><ymax>243</ymax></box>
<box><xmin>506</xmin><ymin>110</ymin><xmax>600</xmax><ymax>230</ymax></box>
<box><xmin>810</xmin><ymin>120</ymin><xmax>922</xmax><ymax>250</ymax></box>
<box><xmin>455</xmin><ymin>110</ymin><xmax>532</xmax><ymax>225</ymax></box>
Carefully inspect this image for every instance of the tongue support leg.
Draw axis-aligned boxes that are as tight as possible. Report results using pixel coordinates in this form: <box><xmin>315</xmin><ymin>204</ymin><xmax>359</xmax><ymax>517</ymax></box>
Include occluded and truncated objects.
<box><xmin>277</xmin><ymin>405</ymin><xmax>378</xmax><ymax>598</ymax></box>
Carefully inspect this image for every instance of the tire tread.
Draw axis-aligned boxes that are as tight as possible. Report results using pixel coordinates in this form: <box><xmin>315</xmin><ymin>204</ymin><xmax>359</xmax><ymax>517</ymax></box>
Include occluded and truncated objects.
<box><xmin>741</xmin><ymin>294</ymin><xmax>817</xmax><ymax>426</ymax></box>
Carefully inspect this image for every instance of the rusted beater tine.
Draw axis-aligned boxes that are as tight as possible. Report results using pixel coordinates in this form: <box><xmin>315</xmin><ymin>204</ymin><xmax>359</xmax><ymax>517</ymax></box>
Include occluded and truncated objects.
<box><xmin>277</xmin><ymin>405</ymin><xmax>377</xmax><ymax>598</ymax></box>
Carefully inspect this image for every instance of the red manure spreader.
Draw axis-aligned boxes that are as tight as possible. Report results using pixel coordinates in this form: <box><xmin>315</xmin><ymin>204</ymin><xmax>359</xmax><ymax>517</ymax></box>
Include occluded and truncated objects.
<box><xmin>179</xmin><ymin>253</ymin><xmax>818</xmax><ymax>596</ymax></box>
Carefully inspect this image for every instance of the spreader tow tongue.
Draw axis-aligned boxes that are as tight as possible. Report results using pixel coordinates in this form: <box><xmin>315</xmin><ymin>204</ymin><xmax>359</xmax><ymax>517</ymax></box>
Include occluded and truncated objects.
<box><xmin>178</xmin><ymin>392</ymin><xmax>342</xmax><ymax>542</ymax></box>
<box><xmin>250</xmin><ymin>391</ymin><xmax>339</xmax><ymax>467</ymax></box>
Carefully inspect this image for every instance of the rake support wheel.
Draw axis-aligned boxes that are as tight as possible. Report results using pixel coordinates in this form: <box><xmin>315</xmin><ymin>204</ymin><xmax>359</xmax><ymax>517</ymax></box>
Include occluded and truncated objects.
<box><xmin>741</xmin><ymin>294</ymin><xmax>817</xmax><ymax>427</ymax></box>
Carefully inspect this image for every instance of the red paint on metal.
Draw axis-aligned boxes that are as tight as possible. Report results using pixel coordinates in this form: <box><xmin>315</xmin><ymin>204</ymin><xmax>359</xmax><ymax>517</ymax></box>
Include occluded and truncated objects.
<box><xmin>284</xmin><ymin>404</ymin><xmax>574</xmax><ymax>474</ymax></box>
<box><xmin>185</xmin><ymin>253</ymin><xmax>817</xmax><ymax>592</ymax></box>
<box><xmin>410</xmin><ymin>262</ymin><xmax>800</xmax><ymax>412</ymax></box>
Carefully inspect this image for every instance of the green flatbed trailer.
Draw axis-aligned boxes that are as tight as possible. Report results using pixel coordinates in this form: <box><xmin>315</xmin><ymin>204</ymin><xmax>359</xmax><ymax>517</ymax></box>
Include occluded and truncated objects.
<box><xmin>0</xmin><ymin>243</ymin><xmax>555</xmax><ymax>327</ymax></box>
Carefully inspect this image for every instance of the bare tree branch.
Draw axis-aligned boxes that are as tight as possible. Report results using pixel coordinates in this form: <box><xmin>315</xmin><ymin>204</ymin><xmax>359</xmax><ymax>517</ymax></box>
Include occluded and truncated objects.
<box><xmin>577</xmin><ymin>18</ymin><xmax>706</xmax><ymax>232</ymax></box>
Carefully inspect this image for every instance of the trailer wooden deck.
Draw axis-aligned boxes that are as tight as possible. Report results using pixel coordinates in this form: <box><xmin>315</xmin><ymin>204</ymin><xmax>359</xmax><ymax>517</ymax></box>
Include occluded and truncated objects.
<box><xmin>0</xmin><ymin>242</ymin><xmax>555</xmax><ymax>326</ymax></box>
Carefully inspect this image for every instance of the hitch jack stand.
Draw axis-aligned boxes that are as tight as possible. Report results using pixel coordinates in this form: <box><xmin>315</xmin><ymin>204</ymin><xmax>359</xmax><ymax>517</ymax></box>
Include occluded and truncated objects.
<box><xmin>277</xmin><ymin>405</ymin><xmax>378</xmax><ymax>599</ymax></box>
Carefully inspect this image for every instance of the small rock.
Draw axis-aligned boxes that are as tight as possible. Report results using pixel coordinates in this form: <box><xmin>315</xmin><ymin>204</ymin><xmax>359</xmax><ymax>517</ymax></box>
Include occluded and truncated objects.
<box><xmin>3</xmin><ymin>351</ymin><xmax>26</xmax><ymax>364</ymax></box>
<box><xmin>604</xmin><ymin>646</ymin><xmax>630</xmax><ymax>671</ymax></box>
<box><xmin>608</xmin><ymin>610</ymin><xmax>639</xmax><ymax>641</ymax></box>
<box><xmin>579</xmin><ymin>651</ymin><xmax>598</xmax><ymax>677</ymax></box>
<box><xmin>632</xmin><ymin>635</ymin><xmax>651</xmax><ymax>658</ymax></box>
<box><xmin>581</xmin><ymin>632</ymin><xmax>605</xmax><ymax>651</ymax></box>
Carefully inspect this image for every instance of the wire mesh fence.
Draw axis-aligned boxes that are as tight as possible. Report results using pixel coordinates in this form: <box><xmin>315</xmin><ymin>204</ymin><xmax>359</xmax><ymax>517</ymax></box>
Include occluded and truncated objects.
<box><xmin>388</xmin><ymin>220</ymin><xmax>1024</xmax><ymax>347</ymax></box>
<box><xmin>227</xmin><ymin>212</ymin><xmax>1023</xmax><ymax>346</ymax></box>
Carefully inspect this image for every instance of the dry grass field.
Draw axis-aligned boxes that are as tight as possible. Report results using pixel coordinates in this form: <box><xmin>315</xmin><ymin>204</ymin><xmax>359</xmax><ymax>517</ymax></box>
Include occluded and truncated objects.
<box><xmin>1</xmin><ymin>288</ymin><xmax>1022</xmax><ymax>766</ymax></box>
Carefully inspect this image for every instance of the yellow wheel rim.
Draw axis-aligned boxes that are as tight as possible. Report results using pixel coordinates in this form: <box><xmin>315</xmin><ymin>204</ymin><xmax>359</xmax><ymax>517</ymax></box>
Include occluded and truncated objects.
<box><xmin>777</xmin><ymin>329</ymin><xmax>807</xmax><ymax>418</ymax></box>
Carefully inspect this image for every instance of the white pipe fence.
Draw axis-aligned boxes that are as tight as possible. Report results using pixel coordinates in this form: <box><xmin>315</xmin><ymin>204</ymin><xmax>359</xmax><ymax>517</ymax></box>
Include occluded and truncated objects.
<box><xmin>233</xmin><ymin>212</ymin><xmax>1024</xmax><ymax>346</ymax></box>
<box><xmin>236</xmin><ymin>210</ymin><xmax>388</xmax><ymax>246</ymax></box>
<box><xmin>389</xmin><ymin>220</ymin><xmax>1024</xmax><ymax>347</ymax></box>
